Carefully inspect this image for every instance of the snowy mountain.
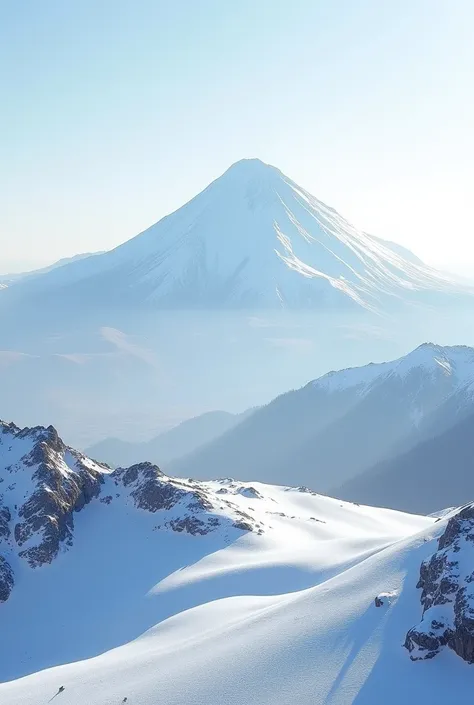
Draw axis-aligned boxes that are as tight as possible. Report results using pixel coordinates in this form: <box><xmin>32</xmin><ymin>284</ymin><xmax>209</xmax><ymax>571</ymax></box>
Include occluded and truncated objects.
<box><xmin>2</xmin><ymin>159</ymin><xmax>470</xmax><ymax>312</ymax></box>
<box><xmin>2</xmin><ymin>420</ymin><xmax>474</xmax><ymax>703</ymax></box>
<box><xmin>337</xmin><ymin>408</ymin><xmax>474</xmax><ymax>514</ymax></box>
<box><xmin>85</xmin><ymin>409</ymin><xmax>255</xmax><ymax>469</ymax></box>
<box><xmin>0</xmin><ymin>420</ymin><xmax>263</xmax><ymax>613</ymax></box>
<box><xmin>171</xmin><ymin>343</ymin><xmax>474</xmax><ymax>494</ymax></box>
<box><xmin>3</xmin><ymin>417</ymin><xmax>474</xmax><ymax>703</ymax></box>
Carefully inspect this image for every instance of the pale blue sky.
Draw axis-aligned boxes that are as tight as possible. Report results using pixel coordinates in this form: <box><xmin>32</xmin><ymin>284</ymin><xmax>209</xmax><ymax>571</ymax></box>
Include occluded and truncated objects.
<box><xmin>1</xmin><ymin>0</ymin><xmax>473</xmax><ymax>273</ymax></box>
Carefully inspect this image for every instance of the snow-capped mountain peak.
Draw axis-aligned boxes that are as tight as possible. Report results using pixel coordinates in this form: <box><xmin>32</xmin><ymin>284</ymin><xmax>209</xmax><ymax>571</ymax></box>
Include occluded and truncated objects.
<box><xmin>315</xmin><ymin>343</ymin><xmax>474</xmax><ymax>395</ymax></box>
<box><xmin>4</xmin><ymin>160</ymin><xmax>471</xmax><ymax>312</ymax></box>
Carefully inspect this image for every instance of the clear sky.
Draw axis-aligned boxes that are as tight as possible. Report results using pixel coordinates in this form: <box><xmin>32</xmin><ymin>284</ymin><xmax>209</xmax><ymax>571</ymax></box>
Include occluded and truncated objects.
<box><xmin>1</xmin><ymin>0</ymin><xmax>473</xmax><ymax>273</ymax></box>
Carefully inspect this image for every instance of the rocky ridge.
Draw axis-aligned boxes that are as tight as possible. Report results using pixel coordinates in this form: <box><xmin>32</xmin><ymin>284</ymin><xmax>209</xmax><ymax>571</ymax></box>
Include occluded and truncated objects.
<box><xmin>0</xmin><ymin>420</ymin><xmax>109</xmax><ymax>600</ymax></box>
<box><xmin>405</xmin><ymin>503</ymin><xmax>474</xmax><ymax>662</ymax></box>
<box><xmin>0</xmin><ymin>421</ymin><xmax>264</xmax><ymax>604</ymax></box>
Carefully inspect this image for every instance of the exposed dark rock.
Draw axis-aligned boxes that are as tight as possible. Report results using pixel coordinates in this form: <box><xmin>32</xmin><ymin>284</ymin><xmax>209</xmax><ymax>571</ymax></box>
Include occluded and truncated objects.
<box><xmin>114</xmin><ymin>463</ymin><xmax>188</xmax><ymax>512</ymax></box>
<box><xmin>0</xmin><ymin>418</ymin><xmax>266</xmax><ymax>605</ymax></box>
<box><xmin>1</xmin><ymin>420</ymin><xmax>105</xmax><ymax>572</ymax></box>
<box><xmin>14</xmin><ymin>449</ymin><xmax>103</xmax><ymax>567</ymax></box>
<box><xmin>237</xmin><ymin>486</ymin><xmax>263</xmax><ymax>499</ymax></box>
<box><xmin>113</xmin><ymin>463</ymin><xmax>262</xmax><ymax>537</ymax></box>
<box><xmin>113</xmin><ymin>463</ymin><xmax>217</xmax><ymax>518</ymax></box>
<box><xmin>0</xmin><ymin>504</ymin><xmax>11</xmax><ymax>541</ymax></box>
<box><xmin>168</xmin><ymin>517</ymin><xmax>212</xmax><ymax>535</ymax></box>
<box><xmin>405</xmin><ymin>503</ymin><xmax>474</xmax><ymax>663</ymax></box>
<box><xmin>116</xmin><ymin>461</ymin><xmax>163</xmax><ymax>487</ymax></box>
<box><xmin>233</xmin><ymin>520</ymin><xmax>254</xmax><ymax>531</ymax></box>
<box><xmin>100</xmin><ymin>495</ymin><xmax>113</xmax><ymax>505</ymax></box>
<box><xmin>0</xmin><ymin>556</ymin><xmax>14</xmax><ymax>602</ymax></box>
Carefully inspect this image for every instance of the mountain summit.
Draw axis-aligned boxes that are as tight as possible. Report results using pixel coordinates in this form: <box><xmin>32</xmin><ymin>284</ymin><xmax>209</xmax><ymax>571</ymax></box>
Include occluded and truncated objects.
<box><xmin>4</xmin><ymin>159</ymin><xmax>469</xmax><ymax>311</ymax></box>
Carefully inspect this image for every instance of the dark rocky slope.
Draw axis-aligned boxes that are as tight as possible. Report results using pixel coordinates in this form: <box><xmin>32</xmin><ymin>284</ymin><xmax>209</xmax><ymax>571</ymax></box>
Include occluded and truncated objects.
<box><xmin>405</xmin><ymin>503</ymin><xmax>474</xmax><ymax>662</ymax></box>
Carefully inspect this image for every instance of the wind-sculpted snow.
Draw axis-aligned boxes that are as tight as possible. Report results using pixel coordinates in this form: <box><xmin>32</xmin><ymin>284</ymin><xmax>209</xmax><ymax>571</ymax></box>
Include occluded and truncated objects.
<box><xmin>405</xmin><ymin>503</ymin><xmax>474</xmax><ymax>662</ymax></box>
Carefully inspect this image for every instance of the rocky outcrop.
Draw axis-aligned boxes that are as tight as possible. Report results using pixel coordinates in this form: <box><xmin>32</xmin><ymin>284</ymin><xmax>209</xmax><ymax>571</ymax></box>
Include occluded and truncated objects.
<box><xmin>112</xmin><ymin>464</ymin><xmax>260</xmax><ymax>536</ymax></box>
<box><xmin>14</xmin><ymin>431</ymin><xmax>104</xmax><ymax>567</ymax></box>
<box><xmin>114</xmin><ymin>462</ymin><xmax>200</xmax><ymax>513</ymax></box>
<box><xmin>405</xmin><ymin>504</ymin><xmax>474</xmax><ymax>662</ymax></box>
<box><xmin>0</xmin><ymin>556</ymin><xmax>13</xmax><ymax>602</ymax></box>
<box><xmin>237</xmin><ymin>486</ymin><xmax>263</xmax><ymax>499</ymax></box>
<box><xmin>0</xmin><ymin>421</ymin><xmax>265</xmax><ymax>604</ymax></box>
<box><xmin>1</xmin><ymin>420</ymin><xmax>108</xmax><ymax>572</ymax></box>
<box><xmin>0</xmin><ymin>504</ymin><xmax>11</xmax><ymax>541</ymax></box>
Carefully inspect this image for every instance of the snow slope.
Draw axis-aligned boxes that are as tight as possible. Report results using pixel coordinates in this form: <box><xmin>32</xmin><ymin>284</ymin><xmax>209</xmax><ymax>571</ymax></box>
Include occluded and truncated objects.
<box><xmin>2</xmin><ymin>419</ymin><xmax>473</xmax><ymax>704</ymax></box>
<box><xmin>3</xmin><ymin>159</ymin><xmax>470</xmax><ymax>312</ymax></box>
<box><xmin>3</xmin><ymin>489</ymin><xmax>473</xmax><ymax>705</ymax></box>
<box><xmin>0</xmin><ymin>465</ymin><xmax>426</xmax><ymax>682</ymax></box>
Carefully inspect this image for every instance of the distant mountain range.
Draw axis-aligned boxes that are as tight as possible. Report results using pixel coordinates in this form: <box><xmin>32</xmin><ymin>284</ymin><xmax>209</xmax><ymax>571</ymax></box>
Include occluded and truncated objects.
<box><xmin>2</xmin><ymin>159</ymin><xmax>470</xmax><ymax>313</ymax></box>
<box><xmin>167</xmin><ymin>343</ymin><xmax>474</xmax><ymax>512</ymax></box>
<box><xmin>2</xmin><ymin>159</ymin><xmax>473</xmax><ymax>457</ymax></box>
<box><xmin>0</xmin><ymin>252</ymin><xmax>102</xmax><ymax>288</ymax></box>
<box><xmin>84</xmin><ymin>409</ymin><xmax>255</xmax><ymax>468</ymax></box>
<box><xmin>82</xmin><ymin>342</ymin><xmax>474</xmax><ymax>515</ymax></box>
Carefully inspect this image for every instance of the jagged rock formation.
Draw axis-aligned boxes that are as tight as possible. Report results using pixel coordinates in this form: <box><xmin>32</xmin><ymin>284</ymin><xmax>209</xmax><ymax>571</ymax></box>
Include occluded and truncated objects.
<box><xmin>0</xmin><ymin>420</ymin><xmax>110</xmax><ymax>598</ymax></box>
<box><xmin>405</xmin><ymin>503</ymin><xmax>474</xmax><ymax>662</ymax></box>
<box><xmin>0</xmin><ymin>556</ymin><xmax>14</xmax><ymax>602</ymax></box>
<box><xmin>0</xmin><ymin>421</ymin><xmax>264</xmax><ymax>604</ymax></box>
<box><xmin>112</xmin><ymin>462</ymin><xmax>260</xmax><ymax>536</ymax></box>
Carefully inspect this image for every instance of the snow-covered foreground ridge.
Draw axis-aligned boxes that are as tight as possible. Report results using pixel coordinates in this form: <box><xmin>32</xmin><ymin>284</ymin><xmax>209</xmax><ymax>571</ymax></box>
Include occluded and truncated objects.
<box><xmin>1</xmin><ymin>419</ymin><xmax>474</xmax><ymax>704</ymax></box>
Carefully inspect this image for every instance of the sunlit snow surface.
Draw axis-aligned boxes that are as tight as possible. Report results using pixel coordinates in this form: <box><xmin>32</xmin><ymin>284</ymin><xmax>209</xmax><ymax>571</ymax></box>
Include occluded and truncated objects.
<box><xmin>1</xmin><ymin>472</ymin><xmax>468</xmax><ymax>705</ymax></box>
